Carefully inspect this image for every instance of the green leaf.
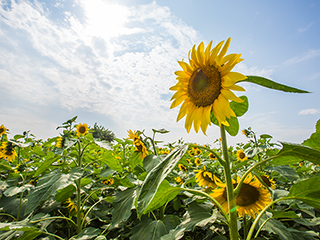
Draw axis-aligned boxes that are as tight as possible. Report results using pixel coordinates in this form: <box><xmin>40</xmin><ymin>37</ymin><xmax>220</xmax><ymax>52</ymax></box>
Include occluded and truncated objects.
<box><xmin>224</xmin><ymin>116</ymin><xmax>239</xmax><ymax>136</ymax></box>
<box><xmin>240</xmin><ymin>76</ymin><xmax>310</xmax><ymax>93</ymax></box>
<box><xmin>99</xmin><ymin>150</ymin><xmax>122</xmax><ymax>172</ymax></box>
<box><xmin>131</xmin><ymin>216</ymin><xmax>179</xmax><ymax>240</ymax></box>
<box><xmin>71</xmin><ymin>227</ymin><xmax>101</xmax><ymax>240</ymax></box>
<box><xmin>259</xmin><ymin>215</ymin><xmax>294</xmax><ymax>240</ymax></box>
<box><xmin>111</xmin><ymin>187</ymin><xmax>137</xmax><ymax>228</ymax></box>
<box><xmin>143</xmin><ymin>155</ymin><xmax>162</xmax><ymax>172</ymax></box>
<box><xmin>287</xmin><ymin>177</ymin><xmax>320</xmax><ymax>209</ymax></box>
<box><xmin>0</xmin><ymin>160</ymin><xmax>12</xmax><ymax>170</ymax></box>
<box><xmin>152</xmin><ymin>128</ymin><xmax>170</xmax><ymax>134</ymax></box>
<box><xmin>272</xmin><ymin>142</ymin><xmax>320</xmax><ymax>165</ymax></box>
<box><xmin>4</xmin><ymin>185</ymin><xmax>31</xmax><ymax>197</ymax></box>
<box><xmin>34</xmin><ymin>152</ymin><xmax>60</xmax><ymax>177</ymax></box>
<box><xmin>302</xmin><ymin>119</ymin><xmax>320</xmax><ymax>151</ymax></box>
<box><xmin>230</xmin><ymin>95</ymin><xmax>249</xmax><ymax>117</ymax></box>
<box><xmin>0</xmin><ymin>220</ymin><xmax>41</xmax><ymax>239</ymax></box>
<box><xmin>55</xmin><ymin>184</ymin><xmax>76</xmax><ymax>202</ymax></box>
<box><xmin>293</xmin><ymin>217</ymin><xmax>320</xmax><ymax>226</ymax></box>
<box><xmin>32</xmin><ymin>145</ymin><xmax>46</xmax><ymax>157</ymax></box>
<box><xmin>270</xmin><ymin>210</ymin><xmax>300</xmax><ymax>219</ymax></box>
<box><xmin>143</xmin><ymin>180</ymin><xmax>181</xmax><ymax>214</ymax></box>
<box><xmin>81</xmin><ymin>177</ymin><xmax>92</xmax><ymax>187</ymax></box>
<box><xmin>260</xmin><ymin>134</ymin><xmax>273</xmax><ymax>139</ymax></box>
<box><xmin>94</xmin><ymin>140</ymin><xmax>112</xmax><ymax>150</ymax></box>
<box><xmin>136</xmin><ymin>145</ymin><xmax>188</xmax><ymax>215</ymax></box>
<box><xmin>268</xmin><ymin>165</ymin><xmax>299</xmax><ymax>181</ymax></box>
<box><xmin>25</xmin><ymin>168</ymin><xmax>83</xmax><ymax>214</ymax></box>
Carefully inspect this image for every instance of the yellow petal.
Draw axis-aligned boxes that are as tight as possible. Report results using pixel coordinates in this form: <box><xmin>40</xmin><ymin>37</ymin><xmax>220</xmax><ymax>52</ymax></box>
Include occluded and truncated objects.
<box><xmin>197</xmin><ymin>42</ymin><xmax>205</xmax><ymax>66</ymax></box>
<box><xmin>170</xmin><ymin>94</ymin><xmax>187</xmax><ymax>109</ymax></box>
<box><xmin>185</xmin><ymin>105</ymin><xmax>196</xmax><ymax>133</ymax></box>
<box><xmin>217</xmin><ymin>95</ymin><xmax>236</xmax><ymax>118</ymax></box>
<box><xmin>200</xmin><ymin>106</ymin><xmax>212</xmax><ymax>134</ymax></box>
<box><xmin>174</xmin><ymin>70</ymin><xmax>189</xmax><ymax>78</ymax></box>
<box><xmin>178</xmin><ymin>61</ymin><xmax>193</xmax><ymax>75</ymax></box>
<box><xmin>221</xmin><ymin>54</ymin><xmax>242</xmax><ymax>76</ymax></box>
<box><xmin>209</xmin><ymin>40</ymin><xmax>224</xmax><ymax>65</ymax></box>
<box><xmin>177</xmin><ymin>100</ymin><xmax>191</xmax><ymax>121</ymax></box>
<box><xmin>191</xmin><ymin>45</ymin><xmax>199</xmax><ymax>67</ymax></box>
<box><xmin>227</xmin><ymin>84</ymin><xmax>246</xmax><ymax>92</ymax></box>
<box><xmin>220</xmin><ymin>53</ymin><xmax>237</xmax><ymax>65</ymax></box>
<box><xmin>204</xmin><ymin>41</ymin><xmax>213</xmax><ymax>64</ymax></box>
<box><xmin>170</xmin><ymin>90</ymin><xmax>187</xmax><ymax>101</ymax></box>
<box><xmin>221</xmin><ymin>89</ymin><xmax>244</xmax><ymax>103</ymax></box>
<box><xmin>218</xmin><ymin>37</ymin><xmax>231</xmax><ymax>60</ymax></box>
<box><xmin>222</xmin><ymin>72</ymin><xmax>247</xmax><ymax>86</ymax></box>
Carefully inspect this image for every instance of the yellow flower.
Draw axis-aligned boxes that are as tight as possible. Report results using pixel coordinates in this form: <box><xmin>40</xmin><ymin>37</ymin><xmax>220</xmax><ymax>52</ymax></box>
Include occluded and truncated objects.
<box><xmin>0</xmin><ymin>142</ymin><xmax>17</xmax><ymax>162</ymax></box>
<box><xmin>210</xmin><ymin>174</ymin><xmax>271</xmax><ymax>218</ymax></box>
<box><xmin>188</xmin><ymin>150</ymin><xmax>195</xmax><ymax>156</ymax></box>
<box><xmin>175</xmin><ymin>176</ymin><xmax>183</xmax><ymax>185</ymax></box>
<box><xmin>76</xmin><ymin>123</ymin><xmax>89</xmax><ymax>137</ymax></box>
<box><xmin>102</xmin><ymin>178</ymin><xmax>114</xmax><ymax>186</ymax></box>
<box><xmin>56</xmin><ymin>136</ymin><xmax>64</xmax><ymax>148</ymax></box>
<box><xmin>178</xmin><ymin>163</ymin><xmax>187</xmax><ymax>172</ymax></box>
<box><xmin>260</xmin><ymin>174</ymin><xmax>276</xmax><ymax>190</ymax></box>
<box><xmin>127</xmin><ymin>129</ymin><xmax>148</xmax><ymax>159</ymax></box>
<box><xmin>186</xmin><ymin>158</ymin><xmax>191</xmax><ymax>164</ymax></box>
<box><xmin>194</xmin><ymin>148</ymin><xmax>202</xmax><ymax>155</ymax></box>
<box><xmin>194</xmin><ymin>166</ymin><xmax>220</xmax><ymax>189</ymax></box>
<box><xmin>194</xmin><ymin>157</ymin><xmax>201</xmax><ymax>166</ymax></box>
<box><xmin>237</xmin><ymin>150</ymin><xmax>248</xmax><ymax>162</ymax></box>
<box><xmin>66</xmin><ymin>198</ymin><xmax>77</xmax><ymax>214</ymax></box>
<box><xmin>170</xmin><ymin>38</ymin><xmax>246</xmax><ymax>134</ymax></box>
<box><xmin>208</xmin><ymin>153</ymin><xmax>217</xmax><ymax>160</ymax></box>
<box><xmin>0</xmin><ymin>124</ymin><xmax>8</xmax><ymax>136</ymax></box>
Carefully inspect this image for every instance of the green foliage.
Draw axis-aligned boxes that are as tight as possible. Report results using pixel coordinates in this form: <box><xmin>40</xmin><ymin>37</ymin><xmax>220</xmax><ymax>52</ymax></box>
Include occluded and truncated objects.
<box><xmin>91</xmin><ymin>123</ymin><xmax>115</xmax><ymax>142</ymax></box>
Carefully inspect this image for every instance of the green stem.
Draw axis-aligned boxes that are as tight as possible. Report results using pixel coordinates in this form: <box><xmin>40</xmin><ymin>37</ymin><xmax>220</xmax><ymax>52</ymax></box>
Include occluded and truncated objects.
<box><xmin>220</xmin><ymin>125</ymin><xmax>238</xmax><ymax>240</ymax></box>
<box><xmin>30</xmin><ymin>216</ymin><xmax>76</xmax><ymax>227</ymax></box>
<box><xmin>234</xmin><ymin>156</ymin><xmax>277</xmax><ymax>196</ymax></box>
<box><xmin>246</xmin><ymin>197</ymin><xmax>289</xmax><ymax>240</ymax></box>
<box><xmin>180</xmin><ymin>188</ymin><xmax>229</xmax><ymax>220</ymax></box>
<box><xmin>0</xmin><ymin>213</ymin><xmax>17</xmax><ymax>221</ymax></box>
<box><xmin>76</xmin><ymin>178</ymin><xmax>82</xmax><ymax>234</ymax></box>
<box><xmin>17</xmin><ymin>192</ymin><xmax>23</xmax><ymax>220</ymax></box>
<box><xmin>39</xmin><ymin>231</ymin><xmax>65</xmax><ymax>240</ymax></box>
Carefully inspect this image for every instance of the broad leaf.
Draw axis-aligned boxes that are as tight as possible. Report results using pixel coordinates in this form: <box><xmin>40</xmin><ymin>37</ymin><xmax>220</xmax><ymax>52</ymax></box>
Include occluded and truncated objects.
<box><xmin>71</xmin><ymin>227</ymin><xmax>101</xmax><ymax>240</ymax></box>
<box><xmin>143</xmin><ymin>154</ymin><xmax>162</xmax><ymax>173</ymax></box>
<box><xmin>152</xmin><ymin>128</ymin><xmax>170</xmax><ymax>134</ymax></box>
<box><xmin>94</xmin><ymin>140</ymin><xmax>112</xmax><ymax>150</ymax></box>
<box><xmin>302</xmin><ymin>119</ymin><xmax>320</xmax><ymax>151</ymax></box>
<box><xmin>287</xmin><ymin>177</ymin><xmax>320</xmax><ymax>209</ymax></box>
<box><xmin>25</xmin><ymin>168</ymin><xmax>83</xmax><ymax>214</ymax></box>
<box><xmin>55</xmin><ymin>184</ymin><xmax>76</xmax><ymax>202</ymax></box>
<box><xmin>293</xmin><ymin>217</ymin><xmax>320</xmax><ymax>226</ymax></box>
<box><xmin>272</xmin><ymin>142</ymin><xmax>320</xmax><ymax>165</ymax></box>
<box><xmin>99</xmin><ymin>150</ymin><xmax>122</xmax><ymax>172</ymax></box>
<box><xmin>240</xmin><ymin>76</ymin><xmax>310</xmax><ymax>93</ymax></box>
<box><xmin>111</xmin><ymin>187</ymin><xmax>137</xmax><ymax>228</ymax></box>
<box><xmin>270</xmin><ymin>210</ymin><xmax>300</xmax><ymax>219</ymax></box>
<box><xmin>4</xmin><ymin>185</ymin><xmax>31</xmax><ymax>197</ymax></box>
<box><xmin>34</xmin><ymin>152</ymin><xmax>60</xmax><ymax>177</ymax></box>
<box><xmin>230</xmin><ymin>95</ymin><xmax>249</xmax><ymax>117</ymax></box>
<box><xmin>143</xmin><ymin>180</ymin><xmax>181</xmax><ymax>214</ymax></box>
<box><xmin>136</xmin><ymin>145</ymin><xmax>188</xmax><ymax>215</ymax></box>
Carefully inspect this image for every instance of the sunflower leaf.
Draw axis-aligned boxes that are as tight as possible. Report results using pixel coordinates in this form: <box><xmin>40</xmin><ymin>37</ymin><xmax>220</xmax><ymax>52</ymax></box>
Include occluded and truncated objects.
<box><xmin>287</xmin><ymin>177</ymin><xmax>320</xmax><ymax>209</ymax></box>
<box><xmin>302</xmin><ymin>119</ymin><xmax>320</xmax><ymax>151</ymax></box>
<box><xmin>271</xmin><ymin>142</ymin><xmax>320</xmax><ymax>165</ymax></box>
<box><xmin>136</xmin><ymin>145</ymin><xmax>188</xmax><ymax>216</ymax></box>
<box><xmin>230</xmin><ymin>95</ymin><xmax>249</xmax><ymax>117</ymax></box>
<box><xmin>225</xmin><ymin>117</ymin><xmax>239</xmax><ymax>136</ymax></box>
<box><xmin>240</xmin><ymin>76</ymin><xmax>310</xmax><ymax>93</ymax></box>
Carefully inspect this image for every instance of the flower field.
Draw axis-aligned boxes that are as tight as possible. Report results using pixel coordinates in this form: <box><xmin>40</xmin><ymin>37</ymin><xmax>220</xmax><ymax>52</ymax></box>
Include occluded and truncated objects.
<box><xmin>0</xmin><ymin>115</ymin><xmax>319</xmax><ymax>240</ymax></box>
<box><xmin>1</xmin><ymin>38</ymin><xmax>320</xmax><ymax>240</ymax></box>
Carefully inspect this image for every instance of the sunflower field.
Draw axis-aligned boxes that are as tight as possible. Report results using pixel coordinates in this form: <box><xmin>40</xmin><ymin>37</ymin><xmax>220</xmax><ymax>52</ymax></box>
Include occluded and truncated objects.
<box><xmin>1</xmin><ymin>38</ymin><xmax>320</xmax><ymax>239</ymax></box>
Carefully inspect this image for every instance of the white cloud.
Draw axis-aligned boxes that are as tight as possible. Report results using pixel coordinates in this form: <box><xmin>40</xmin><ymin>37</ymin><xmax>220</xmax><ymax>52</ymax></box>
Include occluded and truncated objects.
<box><xmin>299</xmin><ymin>108</ymin><xmax>320</xmax><ymax>115</ymax></box>
<box><xmin>298</xmin><ymin>21</ymin><xmax>314</xmax><ymax>33</ymax></box>
<box><xmin>284</xmin><ymin>49</ymin><xmax>320</xmax><ymax>65</ymax></box>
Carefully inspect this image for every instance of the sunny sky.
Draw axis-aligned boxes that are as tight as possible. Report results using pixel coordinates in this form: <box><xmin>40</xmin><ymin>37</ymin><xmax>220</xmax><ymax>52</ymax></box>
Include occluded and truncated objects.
<box><xmin>1</xmin><ymin>0</ymin><xmax>320</xmax><ymax>147</ymax></box>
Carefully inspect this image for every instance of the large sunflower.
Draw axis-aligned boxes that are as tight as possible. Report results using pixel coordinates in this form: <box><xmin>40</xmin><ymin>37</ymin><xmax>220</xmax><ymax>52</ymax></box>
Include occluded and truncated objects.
<box><xmin>76</xmin><ymin>123</ymin><xmax>89</xmax><ymax>137</ymax></box>
<box><xmin>236</xmin><ymin>150</ymin><xmax>248</xmax><ymax>162</ymax></box>
<box><xmin>170</xmin><ymin>38</ymin><xmax>246</xmax><ymax>134</ymax></box>
<box><xmin>194</xmin><ymin>166</ymin><xmax>220</xmax><ymax>189</ymax></box>
<box><xmin>0</xmin><ymin>142</ymin><xmax>17</xmax><ymax>162</ymax></box>
<box><xmin>210</xmin><ymin>174</ymin><xmax>271</xmax><ymax>218</ymax></box>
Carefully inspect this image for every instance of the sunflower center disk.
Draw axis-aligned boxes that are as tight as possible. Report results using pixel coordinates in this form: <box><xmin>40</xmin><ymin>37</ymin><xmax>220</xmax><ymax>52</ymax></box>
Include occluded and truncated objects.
<box><xmin>188</xmin><ymin>66</ymin><xmax>221</xmax><ymax>107</ymax></box>
<box><xmin>236</xmin><ymin>183</ymin><xmax>260</xmax><ymax>206</ymax></box>
<box><xmin>79</xmin><ymin>126</ymin><xmax>86</xmax><ymax>134</ymax></box>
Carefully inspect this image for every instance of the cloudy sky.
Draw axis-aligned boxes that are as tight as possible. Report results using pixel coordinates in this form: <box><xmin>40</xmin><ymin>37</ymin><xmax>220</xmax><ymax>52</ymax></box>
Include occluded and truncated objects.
<box><xmin>1</xmin><ymin>0</ymin><xmax>320</xmax><ymax>146</ymax></box>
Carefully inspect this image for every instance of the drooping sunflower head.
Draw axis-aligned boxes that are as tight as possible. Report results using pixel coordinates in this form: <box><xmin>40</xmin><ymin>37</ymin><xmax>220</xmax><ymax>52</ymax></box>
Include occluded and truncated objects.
<box><xmin>0</xmin><ymin>124</ymin><xmax>8</xmax><ymax>136</ymax></box>
<box><xmin>56</xmin><ymin>136</ymin><xmax>65</xmax><ymax>148</ymax></box>
<box><xmin>194</xmin><ymin>166</ymin><xmax>220</xmax><ymax>189</ymax></box>
<box><xmin>170</xmin><ymin>38</ymin><xmax>246</xmax><ymax>134</ymax></box>
<box><xmin>127</xmin><ymin>129</ymin><xmax>140</xmax><ymax>141</ymax></box>
<box><xmin>0</xmin><ymin>142</ymin><xmax>17</xmax><ymax>162</ymax></box>
<box><xmin>237</xmin><ymin>150</ymin><xmax>248</xmax><ymax>162</ymax></box>
<box><xmin>260</xmin><ymin>174</ymin><xmax>276</xmax><ymax>190</ymax></box>
<box><xmin>76</xmin><ymin>123</ymin><xmax>89</xmax><ymax>137</ymax></box>
<box><xmin>210</xmin><ymin>174</ymin><xmax>271</xmax><ymax>218</ymax></box>
<box><xmin>133</xmin><ymin>138</ymin><xmax>148</xmax><ymax>159</ymax></box>
<box><xmin>102</xmin><ymin>178</ymin><xmax>114</xmax><ymax>186</ymax></box>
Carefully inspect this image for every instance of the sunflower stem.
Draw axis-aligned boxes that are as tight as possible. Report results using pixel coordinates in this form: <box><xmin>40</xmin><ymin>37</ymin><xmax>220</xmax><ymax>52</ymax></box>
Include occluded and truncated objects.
<box><xmin>220</xmin><ymin>125</ymin><xmax>238</xmax><ymax>240</ymax></box>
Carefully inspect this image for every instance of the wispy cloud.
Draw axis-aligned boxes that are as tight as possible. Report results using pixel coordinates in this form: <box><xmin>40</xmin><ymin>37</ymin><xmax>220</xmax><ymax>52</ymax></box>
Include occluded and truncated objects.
<box><xmin>299</xmin><ymin>108</ymin><xmax>320</xmax><ymax>115</ymax></box>
<box><xmin>284</xmin><ymin>49</ymin><xmax>320</xmax><ymax>65</ymax></box>
<box><xmin>298</xmin><ymin>21</ymin><xmax>314</xmax><ymax>33</ymax></box>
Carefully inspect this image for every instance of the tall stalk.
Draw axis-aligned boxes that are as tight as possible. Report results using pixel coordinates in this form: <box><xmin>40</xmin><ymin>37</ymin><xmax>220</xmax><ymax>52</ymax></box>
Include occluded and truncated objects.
<box><xmin>220</xmin><ymin>125</ymin><xmax>238</xmax><ymax>240</ymax></box>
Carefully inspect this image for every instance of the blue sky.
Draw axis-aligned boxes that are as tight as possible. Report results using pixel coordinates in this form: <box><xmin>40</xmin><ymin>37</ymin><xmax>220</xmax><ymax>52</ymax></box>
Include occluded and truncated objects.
<box><xmin>1</xmin><ymin>0</ymin><xmax>320</xmax><ymax>146</ymax></box>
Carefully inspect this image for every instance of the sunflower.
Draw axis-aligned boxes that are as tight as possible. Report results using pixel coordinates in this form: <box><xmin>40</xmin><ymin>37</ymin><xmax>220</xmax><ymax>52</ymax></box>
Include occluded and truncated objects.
<box><xmin>237</xmin><ymin>150</ymin><xmax>248</xmax><ymax>162</ymax></box>
<box><xmin>170</xmin><ymin>38</ymin><xmax>246</xmax><ymax>134</ymax></box>
<box><xmin>210</xmin><ymin>174</ymin><xmax>271</xmax><ymax>218</ymax></box>
<box><xmin>175</xmin><ymin>176</ymin><xmax>183</xmax><ymax>185</ymax></box>
<box><xmin>259</xmin><ymin>174</ymin><xmax>276</xmax><ymax>190</ymax></box>
<box><xmin>208</xmin><ymin>153</ymin><xmax>217</xmax><ymax>160</ymax></box>
<box><xmin>194</xmin><ymin>166</ymin><xmax>220</xmax><ymax>189</ymax></box>
<box><xmin>66</xmin><ymin>198</ymin><xmax>77</xmax><ymax>214</ymax></box>
<box><xmin>102</xmin><ymin>178</ymin><xmax>114</xmax><ymax>186</ymax></box>
<box><xmin>56</xmin><ymin>136</ymin><xmax>65</xmax><ymax>148</ymax></box>
<box><xmin>0</xmin><ymin>124</ymin><xmax>8</xmax><ymax>136</ymax></box>
<box><xmin>0</xmin><ymin>142</ymin><xmax>17</xmax><ymax>162</ymax></box>
<box><xmin>127</xmin><ymin>130</ymin><xmax>148</xmax><ymax>159</ymax></box>
<box><xmin>178</xmin><ymin>163</ymin><xmax>187</xmax><ymax>172</ymax></box>
<box><xmin>76</xmin><ymin>123</ymin><xmax>89</xmax><ymax>137</ymax></box>
<box><xmin>194</xmin><ymin>157</ymin><xmax>201</xmax><ymax>166</ymax></box>
<box><xmin>194</xmin><ymin>148</ymin><xmax>202</xmax><ymax>155</ymax></box>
